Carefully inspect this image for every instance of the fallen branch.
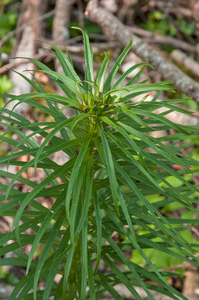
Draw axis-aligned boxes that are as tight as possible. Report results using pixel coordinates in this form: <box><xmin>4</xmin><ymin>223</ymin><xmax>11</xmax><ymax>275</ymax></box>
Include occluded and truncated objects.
<box><xmin>0</xmin><ymin>9</ymin><xmax>56</xmax><ymax>49</ymax></box>
<box><xmin>171</xmin><ymin>49</ymin><xmax>199</xmax><ymax>78</ymax></box>
<box><xmin>41</xmin><ymin>41</ymin><xmax>120</xmax><ymax>53</ymax></box>
<box><xmin>149</xmin><ymin>0</ymin><xmax>192</xmax><ymax>19</ymax></box>
<box><xmin>0</xmin><ymin>0</ymin><xmax>77</xmax><ymax>48</ymax></box>
<box><xmin>0</xmin><ymin>41</ymin><xmax>120</xmax><ymax>75</ymax></box>
<box><xmin>128</xmin><ymin>26</ymin><xmax>197</xmax><ymax>54</ymax></box>
<box><xmin>86</xmin><ymin>0</ymin><xmax>199</xmax><ymax>104</ymax></box>
<box><xmin>0</xmin><ymin>284</ymin><xmax>14</xmax><ymax>299</ymax></box>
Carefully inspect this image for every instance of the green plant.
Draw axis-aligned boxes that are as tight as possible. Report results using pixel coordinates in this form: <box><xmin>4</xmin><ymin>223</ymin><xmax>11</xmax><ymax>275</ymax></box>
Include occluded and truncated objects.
<box><xmin>0</xmin><ymin>27</ymin><xmax>199</xmax><ymax>300</ymax></box>
<box><xmin>141</xmin><ymin>10</ymin><xmax>175</xmax><ymax>36</ymax></box>
<box><xmin>0</xmin><ymin>6</ymin><xmax>17</xmax><ymax>54</ymax></box>
<box><xmin>0</xmin><ymin>75</ymin><xmax>13</xmax><ymax>107</ymax></box>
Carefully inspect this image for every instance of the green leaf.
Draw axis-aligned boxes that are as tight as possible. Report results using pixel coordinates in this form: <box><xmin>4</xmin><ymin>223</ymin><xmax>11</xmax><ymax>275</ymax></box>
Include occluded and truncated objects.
<box><xmin>65</xmin><ymin>133</ymin><xmax>92</xmax><ymax>226</ymax></box>
<box><xmin>87</xmin><ymin>255</ymin><xmax>96</xmax><ymax>300</ymax></box>
<box><xmin>12</xmin><ymin>57</ymin><xmax>78</xmax><ymax>100</ymax></box>
<box><xmin>12</xmin><ymin>159</ymin><xmax>75</xmax><ymax>249</ymax></box>
<box><xmin>92</xmin><ymin>186</ymin><xmax>102</xmax><ymax>274</ymax></box>
<box><xmin>72</xmin><ymin>27</ymin><xmax>94</xmax><ymax>83</ymax></box>
<box><xmin>26</xmin><ymin>189</ymin><xmax>67</xmax><ymax>274</ymax></box>
<box><xmin>103</xmin><ymin>39</ymin><xmax>132</xmax><ymax>93</ymax></box>
<box><xmin>33</xmin><ymin>209</ymin><xmax>66</xmax><ymax>300</ymax></box>
<box><xmin>97</xmin><ymin>274</ymin><xmax>124</xmax><ymax>299</ymax></box>
<box><xmin>96</xmin><ymin>52</ymin><xmax>110</xmax><ymax>92</ymax></box>
<box><xmin>112</xmin><ymin>62</ymin><xmax>152</xmax><ymax>89</ymax></box>
<box><xmin>62</xmin><ymin>247</ymin><xmax>74</xmax><ymax>298</ymax></box>
<box><xmin>102</xmin><ymin>230</ymin><xmax>155</xmax><ymax>300</ymax></box>
<box><xmin>69</xmin><ymin>113</ymin><xmax>89</xmax><ymax>138</ymax></box>
<box><xmin>39</xmin><ymin>40</ymin><xmax>81</xmax><ymax>82</ymax></box>
<box><xmin>81</xmin><ymin>220</ymin><xmax>88</xmax><ymax>277</ymax></box>
<box><xmin>97</xmin><ymin>123</ymin><xmax>120</xmax><ymax>216</ymax></box>
<box><xmin>101</xmin><ymin>117</ymin><xmax>164</xmax><ymax>193</ymax></box>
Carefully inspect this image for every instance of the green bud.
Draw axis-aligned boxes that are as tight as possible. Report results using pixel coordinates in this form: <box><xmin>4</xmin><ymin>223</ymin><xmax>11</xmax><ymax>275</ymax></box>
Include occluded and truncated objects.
<box><xmin>85</xmin><ymin>90</ymin><xmax>94</xmax><ymax>107</ymax></box>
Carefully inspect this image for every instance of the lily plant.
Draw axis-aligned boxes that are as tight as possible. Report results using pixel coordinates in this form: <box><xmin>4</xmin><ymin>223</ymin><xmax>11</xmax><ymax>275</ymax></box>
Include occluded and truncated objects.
<box><xmin>0</xmin><ymin>27</ymin><xmax>199</xmax><ymax>300</ymax></box>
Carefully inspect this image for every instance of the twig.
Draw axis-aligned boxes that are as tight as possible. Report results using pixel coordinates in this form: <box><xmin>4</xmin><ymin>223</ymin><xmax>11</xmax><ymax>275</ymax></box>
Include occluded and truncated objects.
<box><xmin>0</xmin><ymin>284</ymin><xmax>14</xmax><ymax>299</ymax></box>
<box><xmin>171</xmin><ymin>49</ymin><xmax>199</xmax><ymax>78</ymax></box>
<box><xmin>77</xmin><ymin>0</ymin><xmax>84</xmax><ymax>29</ymax></box>
<box><xmin>0</xmin><ymin>41</ymin><xmax>120</xmax><ymax>75</ymax></box>
<box><xmin>0</xmin><ymin>0</ymin><xmax>77</xmax><ymax>48</ymax></box>
<box><xmin>158</xmin><ymin>4</ymin><xmax>196</xmax><ymax>45</ymax></box>
<box><xmin>0</xmin><ymin>9</ymin><xmax>56</xmax><ymax>48</ymax></box>
<box><xmin>128</xmin><ymin>26</ymin><xmax>197</xmax><ymax>54</ymax></box>
<box><xmin>41</xmin><ymin>41</ymin><xmax>120</xmax><ymax>53</ymax></box>
<box><xmin>0</xmin><ymin>51</ymin><xmax>85</xmax><ymax>74</ymax></box>
<box><xmin>85</xmin><ymin>0</ymin><xmax>199</xmax><ymax>104</ymax></box>
<box><xmin>149</xmin><ymin>0</ymin><xmax>192</xmax><ymax>19</ymax></box>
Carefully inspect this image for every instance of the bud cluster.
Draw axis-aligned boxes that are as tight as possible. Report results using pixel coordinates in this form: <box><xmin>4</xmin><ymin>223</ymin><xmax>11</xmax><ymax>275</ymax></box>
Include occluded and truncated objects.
<box><xmin>83</xmin><ymin>90</ymin><xmax>115</xmax><ymax>115</ymax></box>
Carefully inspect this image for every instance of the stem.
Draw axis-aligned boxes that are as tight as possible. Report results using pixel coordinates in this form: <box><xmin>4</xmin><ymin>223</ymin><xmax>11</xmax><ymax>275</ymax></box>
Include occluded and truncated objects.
<box><xmin>68</xmin><ymin>236</ymin><xmax>81</xmax><ymax>299</ymax></box>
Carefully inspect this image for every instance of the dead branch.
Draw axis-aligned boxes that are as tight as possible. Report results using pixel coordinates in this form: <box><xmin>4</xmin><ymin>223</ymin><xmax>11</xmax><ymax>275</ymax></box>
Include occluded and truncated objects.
<box><xmin>0</xmin><ymin>41</ymin><xmax>120</xmax><ymax>75</ymax></box>
<box><xmin>0</xmin><ymin>9</ymin><xmax>56</xmax><ymax>48</ymax></box>
<box><xmin>149</xmin><ymin>0</ymin><xmax>192</xmax><ymax>19</ymax></box>
<box><xmin>189</xmin><ymin>0</ymin><xmax>199</xmax><ymax>22</ymax></box>
<box><xmin>0</xmin><ymin>51</ymin><xmax>86</xmax><ymax>75</ymax></box>
<box><xmin>52</xmin><ymin>0</ymin><xmax>72</xmax><ymax>43</ymax></box>
<box><xmin>170</xmin><ymin>50</ymin><xmax>199</xmax><ymax>78</ymax></box>
<box><xmin>85</xmin><ymin>0</ymin><xmax>199</xmax><ymax>104</ymax></box>
<box><xmin>40</xmin><ymin>41</ymin><xmax>120</xmax><ymax>53</ymax></box>
<box><xmin>0</xmin><ymin>284</ymin><xmax>14</xmax><ymax>299</ymax></box>
<box><xmin>128</xmin><ymin>26</ymin><xmax>197</xmax><ymax>54</ymax></box>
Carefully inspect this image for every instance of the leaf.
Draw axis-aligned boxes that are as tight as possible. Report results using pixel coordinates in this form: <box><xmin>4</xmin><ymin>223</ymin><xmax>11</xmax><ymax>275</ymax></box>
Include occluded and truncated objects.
<box><xmin>65</xmin><ymin>133</ymin><xmax>92</xmax><ymax>226</ymax></box>
<box><xmin>12</xmin><ymin>159</ymin><xmax>75</xmax><ymax>249</ymax></box>
<box><xmin>96</xmin><ymin>52</ymin><xmax>110</xmax><ymax>92</ymax></box>
<box><xmin>101</xmin><ymin>203</ymin><xmax>168</xmax><ymax>287</ymax></box>
<box><xmin>97</xmin><ymin>244</ymin><xmax>144</xmax><ymax>300</ymax></box>
<box><xmin>72</xmin><ymin>27</ymin><xmax>94</xmax><ymax>83</ymax></box>
<box><xmin>62</xmin><ymin>247</ymin><xmax>74</xmax><ymax>298</ymax></box>
<box><xmin>39</xmin><ymin>40</ymin><xmax>81</xmax><ymax>82</ymax></box>
<box><xmin>33</xmin><ymin>209</ymin><xmax>66</xmax><ymax>300</ymax></box>
<box><xmin>97</xmin><ymin>123</ymin><xmax>120</xmax><ymax>216</ymax></box>
<box><xmin>87</xmin><ymin>255</ymin><xmax>96</xmax><ymax>300</ymax></box>
<box><xmin>12</xmin><ymin>57</ymin><xmax>78</xmax><ymax>100</ymax></box>
<box><xmin>70</xmin><ymin>159</ymin><xmax>87</xmax><ymax>247</ymax></box>
<box><xmin>92</xmin><ymin>184</ymin><xmax>102</xmax><ymax>274</ymax></box>
<box><xmin>97</xmin><ymin>274</ymin><xmax>124</xmax><ymax>300</ymax></box>
<box><xmin>101</xmin><ymin>117</ymin><xmax>164</xmax><ymax>193</ymax></box>
<box><xmin>102</xmin><ymin>230</ymin><xmax>155</xmax><ymax>300</ymax></box>
<box><xmin>121</xmin><ymin>105</ymin><xmax>152</xmax><ymax>129</ymax></box>
<box><xmin>69</xmin><ymin>113</ymin><xmax>89</xmax><ymax>138</ymax></box>
<box><xmin>81</xmin><ymin>220</ymin><xmax>88</xmax><ymax>277</ymax></box>
<box><xmin>26</xmin><ymin>189</ymin><xmax>67</xmax><ymax>274</ymax></box>
<box><xmin>33</xmin><ymin>118</ymin><xmax>72</xmax><ymax>170</ymax></box>
<box><xmin>107</xmin><ymin>83</ymin><xmax>175</xmax><ymax>100</ymax></box>
<box><xmin>103</xmin><ymin>39</ymin><xmax>132</xmax><ymax>93</ymax></box>
<box><xmin>112</xmin><ymin>62</ymin><xmax>152</xmax><ymax>89</ymax></box>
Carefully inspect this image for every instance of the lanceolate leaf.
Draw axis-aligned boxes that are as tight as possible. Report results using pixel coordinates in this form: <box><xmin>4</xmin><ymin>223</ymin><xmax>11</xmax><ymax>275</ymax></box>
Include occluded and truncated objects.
<box><xmin>12</xmin><ymin>57</ymin><xmax>78</xmax><ymax>100</ymax></box>
<box><xmin>65</xmin><ymin>133</ymin><xmax>92</xmax><ymax>226</ymax></box>
<box><xmin>72</xmin><ymin>27</ymin><xmax>94</xmax><ymax>83</ymax></box>
<box><xmin>39</xmin><ymin>40</ymin><xmax>81</xmax><ymax>82</ymax></box>
<box><xmin>98</xmin><ymin>123</ymin><xmax>120</xmax><ymax>216</ymax></box>
<box><xmin>12</xmin><ymin>159</ymin><xmax>75</xmax><ymax>249</ymax></box>
<box><xmin>92</xmin><ymin>184</ymin><xmax>102</xmax><ymax>275</ymax></box>
<box><xmin>112</xmin><ymin>62</ymin><xmax>153</xmax><ymax>89</ymax></box>
<box><xmin>26</xmin><ymin>189</ymin><xmax>67</xmax><ymax>274</ymax></box>
<box><xmin>101</xmin><ymin>116</ymin><xmax>165</xmax><ymax>193</ymax></box>
<box><xmin>103</xmin><ymin>39</ymin><xmax>132</xmax><ymax>93</ymax></box>
<box><xmin>96</xmin><ymin>52</ymin><xmax>110</xmax><ymax>92</ymax></box>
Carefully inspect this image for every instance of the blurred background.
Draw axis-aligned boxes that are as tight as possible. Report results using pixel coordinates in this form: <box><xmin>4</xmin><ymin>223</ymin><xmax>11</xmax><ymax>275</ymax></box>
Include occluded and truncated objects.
<box><xmin>0</xmin><ymin>0</ymin><xmax>199</xmax><ymax>299</ymax></box>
